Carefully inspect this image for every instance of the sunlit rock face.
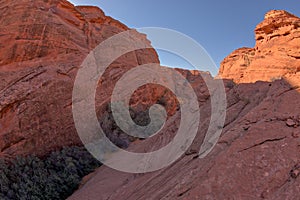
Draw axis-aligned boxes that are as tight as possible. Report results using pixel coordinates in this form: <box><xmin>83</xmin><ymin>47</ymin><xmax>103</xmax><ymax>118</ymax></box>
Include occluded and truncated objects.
<box><xmin>218</xmin><ymin>10</ymin><xmax>300</xmax><ymax>85</ymax></box>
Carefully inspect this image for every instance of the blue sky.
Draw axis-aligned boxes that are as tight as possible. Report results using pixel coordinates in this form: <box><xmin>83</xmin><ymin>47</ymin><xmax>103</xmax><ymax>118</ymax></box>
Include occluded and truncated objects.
<box><xmin>70</xmin><ymin>0</ymin><xmax>300</xmax><ymax>75</ymax></box>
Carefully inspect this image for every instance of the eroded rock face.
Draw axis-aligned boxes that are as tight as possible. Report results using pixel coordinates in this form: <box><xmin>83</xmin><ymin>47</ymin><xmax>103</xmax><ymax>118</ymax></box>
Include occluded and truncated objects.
<box><xmin>218</xmin><ymin>10</ymin><xmax>300</xmax><ymax>84</ymax></box>
<box><xmin>0</xmin><ymin>0</ymin><xmax>162</xmax><ymax>157</ymax></box>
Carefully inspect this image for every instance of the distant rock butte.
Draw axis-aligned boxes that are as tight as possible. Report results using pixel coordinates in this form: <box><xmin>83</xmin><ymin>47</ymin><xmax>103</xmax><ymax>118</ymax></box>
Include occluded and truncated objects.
<box><xmin>218</xmin><ymin>10</ymin><xmax>300</xmax><ymax>85</ymax></box>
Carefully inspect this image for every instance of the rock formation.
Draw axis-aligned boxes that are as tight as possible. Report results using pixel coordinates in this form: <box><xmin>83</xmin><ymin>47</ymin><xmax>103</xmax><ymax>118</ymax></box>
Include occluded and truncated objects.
<box><xmin>1</xmin><ymin>1</ymin><xmax>300</xmax><ymax>198</ymax></box>
<box><xmin>0</xmin><ymin>0</ymin><xmax>209</xmax><ymax>158</ymax></box>
<box><xmin>69</xmin><ymin>10</ymin><xmax>300</xmax><ymax>200</ymax></box>
<box><xmin>0</xmin><ymin>0</ymin><xmax>162</xmax><ymax>157</ymax></box>
<box><xmin>218</xmin><ymin>10</ymin><xmax>300</xmax><ymax>85</ymax></box>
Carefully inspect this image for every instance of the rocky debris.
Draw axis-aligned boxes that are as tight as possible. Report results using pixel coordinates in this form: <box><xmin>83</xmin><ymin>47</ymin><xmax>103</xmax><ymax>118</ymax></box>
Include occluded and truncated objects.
<box><xmin>292</xmin><ymin>130</ymin><xmax>300</xmax><ymax>138</ymax></box>
<box><xmin>290</xmin><ymin>164</ymin><xmax>300</xmax><ymax>179</ymax></box>
<box><xmin>218</xmin><ymin>10</ymin><xmax>300</xmax><ymax>85</ymax></box>
<box><xmin>286</xmin><ymin>118</ymin><xmax>297</xmax><ymax>127</ymax></box>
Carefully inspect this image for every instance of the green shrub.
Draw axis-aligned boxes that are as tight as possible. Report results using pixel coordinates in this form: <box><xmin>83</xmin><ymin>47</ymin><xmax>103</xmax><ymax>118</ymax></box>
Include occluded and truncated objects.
<box><xmin>0</xmin><ymin>146</ymin><xmax>101</xmax><ymax>200</ymax></box>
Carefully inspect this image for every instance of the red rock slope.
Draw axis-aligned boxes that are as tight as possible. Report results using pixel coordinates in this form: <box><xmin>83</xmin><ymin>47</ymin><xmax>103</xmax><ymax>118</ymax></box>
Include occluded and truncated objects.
<box><xmin>69</xmin><ymin>10</ymin><xmax>300</xmax><ymax>200</ymax></box>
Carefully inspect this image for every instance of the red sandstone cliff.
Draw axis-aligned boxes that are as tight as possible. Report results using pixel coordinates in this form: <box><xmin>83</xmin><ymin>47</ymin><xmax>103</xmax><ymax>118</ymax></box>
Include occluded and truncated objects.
<box><xmin>0</xmin><ymin>0</ymin><xmax>206</xmax><ymax>158</ymax></box>
<box><xmin>218</xmin><ymin>10</ymin><xmax>300</xmax><ymax>86</ymax></box>
<box><xmin>0</xmin><ymin>0</ymin><xmax>162</xmax><ymax>157</ymax></box>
